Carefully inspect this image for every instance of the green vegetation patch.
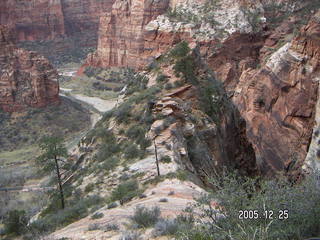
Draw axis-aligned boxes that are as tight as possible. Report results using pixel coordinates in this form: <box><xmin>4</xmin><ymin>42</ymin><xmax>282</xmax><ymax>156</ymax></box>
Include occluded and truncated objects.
<box><xmin>110</xmin><ymin>180</ymin><xmax>141</xmax><ymax>204</ymax></box>
<box><xmin>0</xmin><ymin>97</ymin><xmax>91</xmax><ymax>152</ymax></box>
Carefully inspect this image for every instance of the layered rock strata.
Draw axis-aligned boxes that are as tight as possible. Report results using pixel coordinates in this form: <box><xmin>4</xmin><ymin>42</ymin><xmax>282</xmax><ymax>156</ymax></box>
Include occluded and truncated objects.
<box><xmin>84</xmin><ymin>0</ymin><xmax>170</xmax><ymax>69</ymax></box>
<box><xmin>0</xmin><ymin>25</ymin><xmax>60</xmax><ymax>112</ymax></box>
<box><xmin>0</xmin><ymin>0</ymin><xmax>115</xmax><ymax>42</ymax></box>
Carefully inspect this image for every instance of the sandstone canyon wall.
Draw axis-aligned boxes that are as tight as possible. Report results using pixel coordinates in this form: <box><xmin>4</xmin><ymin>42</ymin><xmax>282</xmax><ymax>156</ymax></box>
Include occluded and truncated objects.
<box><xmin>0</xmin><ymin>25</ymin><xmax>60</xmax><ymax>112</ymax></box>
<box><xmin>84</xmin><ymin>0</ymin><xmax>171</xmax><ymax>69</ymax></box>
<box><xmin>0</xmin><ymin>0</ymin><xmax>115</xmax><ymax>42</ymax></box>
<box><xmin>84</xmin><ymin>0</ymin><xmax>320</xmax><ymax>174</ymax></box>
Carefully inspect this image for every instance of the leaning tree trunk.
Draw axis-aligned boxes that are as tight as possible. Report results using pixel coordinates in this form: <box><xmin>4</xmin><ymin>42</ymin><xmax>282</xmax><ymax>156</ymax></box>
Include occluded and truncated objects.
<box><xmin>54</xmin><ymin>156</ymin><xmax>65</xmax><ymax>209</ymax></box>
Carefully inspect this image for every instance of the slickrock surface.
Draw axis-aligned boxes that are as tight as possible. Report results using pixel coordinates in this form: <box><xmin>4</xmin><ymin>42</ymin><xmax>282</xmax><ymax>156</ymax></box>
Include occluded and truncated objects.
<box><xmin>51</xmin><ymin>179</ymin><xmax>205</xmax><ymax>240</ymax></box>
<box><xmin>0</xmin><ymin>25</ymin><xmax>60</xmax><ymax>112</ymax></box>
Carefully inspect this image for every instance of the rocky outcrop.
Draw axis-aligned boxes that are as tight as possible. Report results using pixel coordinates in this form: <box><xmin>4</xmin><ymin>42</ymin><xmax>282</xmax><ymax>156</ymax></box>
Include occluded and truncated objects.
<box><xmin>0</xmin><ymin>25</ymin><xmax>60</xmax><ymax>112</ymax></box>
<box><xmin>229</xmin><ymin>17</ymin><xmax>320</xmax><ymax>175</ymax></box>
<box><xmin>0</xmin><ymin>0</ymin><xmax>115</xmax><ymax>42</ymax></box>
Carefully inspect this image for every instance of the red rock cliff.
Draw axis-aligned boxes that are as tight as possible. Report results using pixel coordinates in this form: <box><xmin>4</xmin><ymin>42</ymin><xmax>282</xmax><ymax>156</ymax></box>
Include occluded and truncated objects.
<box><xmin>209</xmin><ymin>16</ymin><xmax>320</xmax><ymax>175</ymax></box>
<box><xmin>84</xmin><ymin>0</ymin><xmax>170</xmax><ymax>69</ymax></box>
<box><xmin>0</xmin><ymin>0</ymin><xmax>115</xmax><ymax>42</ymax></box>
<box><xmin>0</xmin><ymin>25</ymin><xmax>60</xmax><ymax>112</ymax></box>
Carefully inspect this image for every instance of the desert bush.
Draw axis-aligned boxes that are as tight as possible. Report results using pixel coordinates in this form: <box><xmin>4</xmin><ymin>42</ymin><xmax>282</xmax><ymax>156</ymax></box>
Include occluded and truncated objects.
<box><xmin>152</xmin><ymin>219</ymin><xmax>179</xmax><ymax>237</ymax></box>
<box><xmin>107</xmin><ymin>202</ymin><xmax>118</xmax><ymax>209</ymax></box>
<box><xmin>126</xmin><ymin>126</ymin><xmax>146</xmax><ymax>142</ymax></box>
<box><xmin>84</xmin><ymin>183</ymin><xmax>95</xmax><ymax>193</ymax></box>
<box><xmin>164</xmin><ymin>83</ymin><xmax>173</xmax><ymax>90</ymax></box>
<box><xmin>38</xmin><ymin>195</ymin><xmax>104</xmax><ymax>232</ymax></box>
<box><xmin>91</xmin><ymin>212</ymin><xmax>104</xmax><ymax>220</ymax></box>
<box><xmin>84</xmin><ymin>66</ymin><xmax>103</xmax><ymax>77</ymax></box>
<box><xmin>88</xmin><ymin>223</ymin><xmax>101</xmax><ymax>231</ymax></box>
<box><xmin>114</xmin><ymin>102</ymin><xmax>132</xmax><ymax>123</ymax></box>
<box><xmin>120</xmin><ymin>230</ymin><xmax>142</xmax><ymax>240</ymax></box>
<box><xmin>174</xmin><ymin>55</ymin><xmax>197</xmax><ymax>84</ymax></box>
<box><xmin>156</xmin><ymin>74</ymin><xmax>169</xmax><ymax>84</ymax></box>
<box><xmin>176</xmin><ymin>170</ymin><xmax>320</xmax><ymax>240</ymax></box>
<box><xmin>101</xmin><ymin>157</ymin><xmax>119</xmax><ymax>172</ymax></box>
<box><xmin>160</xmin><ymin>155</ymin><xmax>172</xmax><ymax>163</ymax></box>
<box><xmin>130</xmin><ymin>206</ymin><xmax>161</xmax><ymax>228</ymax></box>
<box><xmin>95</xmin><ymin>143</ymin><xmax>120</xmax><ymax>163</ymax></box>
<box><xmin>170</xmin><ymin>41</ymin><xmax>190</xmax><ymax>58</ymax></box>
<box><xmin>3</xmin><ymin>210</ymin><xmax>28</xmax><ymax>236</ymax></box>
<box><xmin>104</xmin><ymin>223</ymin><xmax>119</xmax><ymax>231</ymax></box>
<box><xmin>123</xmin><ymin>144</ymin><xmax>143</xmax><ymax>160</ymax></box>
<box><xmin>111</xmin><ymin>180</ymin><xmax>140</xmax><ymax>204</ymax></box>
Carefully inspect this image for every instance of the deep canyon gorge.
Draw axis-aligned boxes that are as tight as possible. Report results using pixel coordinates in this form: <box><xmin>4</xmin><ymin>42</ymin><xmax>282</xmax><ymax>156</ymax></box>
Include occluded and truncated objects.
<box><xmin>1</xmin><ymin>0</ymin><xmax>320</xmax><ymax>239</ymax></box>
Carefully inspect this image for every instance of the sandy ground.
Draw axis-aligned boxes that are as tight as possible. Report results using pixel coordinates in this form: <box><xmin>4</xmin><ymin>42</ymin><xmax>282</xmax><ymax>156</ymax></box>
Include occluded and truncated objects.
<box><xmin>72</xmin><ymin>94</ymin><xmax>117</xmax><ymax>113</ymax></box>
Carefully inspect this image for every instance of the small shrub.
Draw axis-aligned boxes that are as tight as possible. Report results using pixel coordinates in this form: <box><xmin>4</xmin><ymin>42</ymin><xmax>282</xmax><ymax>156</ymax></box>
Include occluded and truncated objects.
<box><xmin>176</xmin><ymin>170</ymin><xmax>320</xmax><ymax>240</ymax></box>
<box><xmin>120</xmin><ymin>230</ymin><xmax>142</xmax><ymax>240</ymax></box>
<box><xmin>170</xmin><ymin>41</ymin><xmax>190</xmax><ymax>58</ymax></box>
<box><xmin>95</xmin><ymin>143</ymin><xmax>120</xmax><ymax>162</ymax></box>
<box><xmin>91</xmin><ymin>212</ymin><xmax>104</xmax><ymax>219</ymax></box>
<box><xmin>88</xmin><ymin>223</ymin><xmax>100</xmax><ymax>231</ymax></box>
<box><xmin>114</xmin><ymin>102</ymin><xmax>132</xmax><ymax>123</ymax></box>
<box><xmin>174</xmin><ymin>55</ymin><xmax>197</xmax><ymax>84</ymax></box>
<box><xmin>130</xmin><ymin>206</ymin><xmax>161</xmax><ymax>228</ymax></box>
<box><xmin>156</xmin><ymin>74</ymin><xmax>169</xmax><ymax>84</ymax></box>
<box><xmin>123</xmin><ymin>144</ymin><xmax>142</xmax><ymax>160</ymax></box>
<box><xmin>126</xmin><ymin>125</ymin><xmax>145</xmax><ymax>140</ymax></box>
<box><xmin>3</xmin><ymin>210</ymin><xmax>28</xmax><ymax>235</ymax></box>
<box><xmin>152</xmin><ymin>219</ymin><xmax>179</xmax><ymax>237</ymax></box>
<box><xmin>139</xmin><ymin>193</ymin><xmax>147</xmax><ymax>199</ymax></box>
<box><xmin>168</xmin><ymin>191</ymin><xmax>175</xmax><ymax>196</ymax></box>
<box><xmin>101</xmin><ymin>157</ymin><xmax>119</xmax><ymax>172</ymax></box>
<box><xmin>173</xmin><ymin>80</ymin><xmax>184</xmax><ymax>88</ymax></box>
<box><xmin>104</xmin><ymin>223</ymin><xmax>119</xmax><ymax>231</ymax></box>
<box><xmin>84</xmin><ymin>183</ymin><xmax>95</xmax><ymax>193</ymax></box>
<box><xmin>160</xmin><ymin>155</ymin><xmax>172</xmax><ymax>163</ymax></box>
<box><xmin>176</xmin><ymin>170</ymin><xmax>188</xmax><ymax>181</ymax></box>
<box><xmin>111</xmin><ymin>180</ymin><xmax>140</xmax><ymax>204</ymax></box>
<box><xmin>107</xmin><ymin>202</ymin><xmax>118</xmax><ymax>209</ymax></box>
<box><xmin>164</xmin><ymin>83</ymin><xmax>173</xmax><ymax>90</ymax></box>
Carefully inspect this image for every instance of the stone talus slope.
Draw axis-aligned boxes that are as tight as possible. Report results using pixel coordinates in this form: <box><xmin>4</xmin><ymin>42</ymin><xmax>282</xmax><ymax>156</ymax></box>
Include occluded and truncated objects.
<box><xmin>0</xmin><ymin>25</ymin><xmax>60</xmax><ymax>112</ymax></box>
<box><xmin>0</xmin><ymin>0</ymin><xmax>115</xmax><ymax>42</ymax></box>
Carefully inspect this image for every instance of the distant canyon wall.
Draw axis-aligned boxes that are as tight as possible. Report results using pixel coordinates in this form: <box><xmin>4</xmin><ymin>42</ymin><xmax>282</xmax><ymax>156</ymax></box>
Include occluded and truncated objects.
<box><xmin>0</xmin><ymin>25</ymin><xmax>60</xmax><ymax>112</ymax></box>
<box><xmin>0</xmin><ymin>0</ymin><xmax>115</xmax><ymax>42</ymax></box>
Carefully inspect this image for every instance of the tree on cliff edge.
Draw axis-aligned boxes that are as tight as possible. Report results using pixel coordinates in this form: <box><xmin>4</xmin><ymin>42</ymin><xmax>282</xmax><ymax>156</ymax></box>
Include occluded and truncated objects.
<box><xmin>37</xmin><ymin>136</ymin><xmax>68</xmax><ymax>209</ymax></box>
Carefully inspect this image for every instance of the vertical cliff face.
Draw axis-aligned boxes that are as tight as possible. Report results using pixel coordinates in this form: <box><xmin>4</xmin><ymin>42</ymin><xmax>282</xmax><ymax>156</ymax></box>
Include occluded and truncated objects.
<box><xmin>0</xmin><ymin>25</ymin><xmax>60</xmax><ymax>112</ymax></box>
<box><xmin>61</xmin><ymin>0</ymin><xmax>115</xmax><ymax>37</ymax></box>
<box><xmin>84</xmin><ymin>0</ymin><xmax>170</xmax><ymax>69</ymax></box>
<box><xmin>0</xmin><ymin>0</ymin><xmax>115</xmax><ymax>42</ymax></box>
<box><xmin>210</xmin><ymin>15</ymin><xmax>320</xmax><ymax>175</ymax></box>
<box><xmin>0</xmin><ymin>0</ymin><xmax>66</xmax><ymax>41</ymax></box>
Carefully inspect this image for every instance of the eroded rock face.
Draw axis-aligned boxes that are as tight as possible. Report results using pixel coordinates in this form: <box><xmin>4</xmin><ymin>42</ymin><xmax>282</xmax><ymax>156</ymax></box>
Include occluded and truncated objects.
<box><xmin>0</xmin><ymin>25</ymin><xmax>60</xmax><ymax>112</ymax></box>
<box><xmin>0</xmin><ymin>0</ymin><xmax>115</xmax><ymax>42</ymax></box>
<box><xmin>230</xmin><ymin>18</ymin><xmax>320</xmax><ymax>175</ymax></box>
<box><xmin>84</xmin><ymin>0</ymin><xmax>170</xmax><ymax>69</ymax></box>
